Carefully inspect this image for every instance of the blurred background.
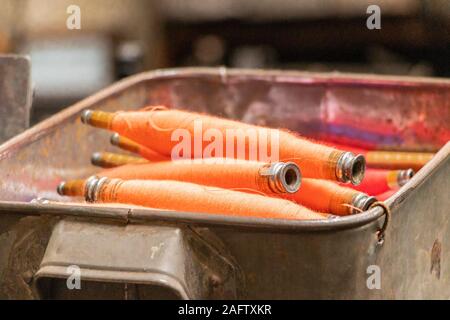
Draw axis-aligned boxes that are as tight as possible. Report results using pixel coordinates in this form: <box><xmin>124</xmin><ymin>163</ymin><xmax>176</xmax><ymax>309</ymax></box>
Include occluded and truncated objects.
<box><xmin>0</xmin><ymin>0</ymin><xmax>449</xmax><ymax>124</ymax></box>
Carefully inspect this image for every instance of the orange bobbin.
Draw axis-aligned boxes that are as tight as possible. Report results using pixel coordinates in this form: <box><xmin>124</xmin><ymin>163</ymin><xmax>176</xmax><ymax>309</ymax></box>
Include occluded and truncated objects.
<box><xmin>81</xmin><ymin>109</ymin><xmax>366</xmax><ymax>184</ymax></box>
<box><xmin>99</xmin><ymin>159</ymin><xmax>302</xmax><ymax>194</ymax></box>
<box><xmin>57</xmin><ymin>177</ymin><xmax>327</xmax><ymax>221</ymax></box>
<box><xmin>287</xmin><ymin>178</ymin><xmax>376</xmax><ymax>216</ymax></box>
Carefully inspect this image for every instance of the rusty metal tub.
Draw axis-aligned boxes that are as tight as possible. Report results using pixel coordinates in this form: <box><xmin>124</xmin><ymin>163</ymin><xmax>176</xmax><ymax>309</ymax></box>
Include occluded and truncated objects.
<box><xmin>0</xmin><ymin>68</ymin><xmax>449</xmax><ymax>299</ymax></box>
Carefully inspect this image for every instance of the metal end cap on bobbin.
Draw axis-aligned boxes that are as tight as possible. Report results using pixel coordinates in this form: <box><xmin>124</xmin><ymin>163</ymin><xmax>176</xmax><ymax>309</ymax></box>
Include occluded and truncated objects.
<box><xmin>397</xmin><ymin>168</ymin><xmax>415</xmax><ymax>187</ymax></box>
<box><xmin>336</xmin><ymin>152</ymin><xmax>366</xmax><ymax>185</ymax></box>
<box><xmin>80</xmin><ymin>110</ymin><xmax>93</xmax><ymax>124</ymax></box>
<box><xmin>56</xmin><ymin>182</ymin><xmax>66</xmax><ymax>196</ymax></box>
<box><xmin>110</xmin><ymin>133</ymin><xmax>121</xmax><ymax>146</ymax></box>
<box><xmin>90</xmin><ymin>152</ymin><xmax>104</xmax><ymax>166</ymax></box>
<box><xmin>262</xmin><ymin>162</ymin><xmax>302</xmax><ymax>194</ymax></box>
<box><xmin>351</xmin><ymin>193</ymin><xmax>378</xmax><ymax>214</ymax></box>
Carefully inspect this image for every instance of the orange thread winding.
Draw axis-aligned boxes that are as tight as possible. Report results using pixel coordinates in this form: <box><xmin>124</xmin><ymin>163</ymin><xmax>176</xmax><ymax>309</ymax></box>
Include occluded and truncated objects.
<box><xmin>110</xmin><ymin>133</ymin><xmax>168</xmax><ymax>162</ymax></box>
<box><xmin>98</xmin><ymin>159</ymin><xmax>299</xmax><ymax>195</ymax></box>
<box><xmin>84</xmin><ymin>108</ymin><xmax>349</xmax><ymax>181</ymax></box>
<box><xmin>286</xmin><ymin>178</ymin><xmax>359</xmax><ymax>216</ymax></box>
<box><xmin>95</xmin><ymin>179</ymin><xmax>326</xmax><ymax>220</ymax></box>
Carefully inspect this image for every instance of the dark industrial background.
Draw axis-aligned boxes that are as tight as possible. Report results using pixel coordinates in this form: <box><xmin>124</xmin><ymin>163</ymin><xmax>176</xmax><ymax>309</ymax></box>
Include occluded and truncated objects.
<box><xmin>1</xmin><ymin>0</ymin><xmax>449</xmax><ymax>125</ymax></box>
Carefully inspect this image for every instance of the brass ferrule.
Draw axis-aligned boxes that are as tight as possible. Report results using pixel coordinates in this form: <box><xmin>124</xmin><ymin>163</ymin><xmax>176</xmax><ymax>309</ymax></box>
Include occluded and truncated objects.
<box><xmin>259</xmin><ymin>162</ymin><xmax>302</xmax><ymax>194</ymax></box>
<box><xmin>336</xmin><ymin>152</ymin><xmax>366</xmax><ymax>185</ymax></box>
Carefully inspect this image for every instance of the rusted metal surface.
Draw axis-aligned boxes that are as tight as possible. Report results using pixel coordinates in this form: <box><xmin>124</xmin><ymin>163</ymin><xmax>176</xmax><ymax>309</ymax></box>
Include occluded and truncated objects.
<box><xmin>33</xmin><ymin>220</ymin><xmax>241</xmax><ymax>300</ymax></box>
<box><xmin>0</xmin><ymin>215</ymin><xmax>57</xmax><ymax>299</ymax></box>
<box><xmin>0</xmin><ymin>68</ymin><xmax>448</xmax><ymax>299</ymax></box>
<box><xmin>0</xmin><ymin>55</ymin><xmax>32</xmax><ymax>144</ymax></box>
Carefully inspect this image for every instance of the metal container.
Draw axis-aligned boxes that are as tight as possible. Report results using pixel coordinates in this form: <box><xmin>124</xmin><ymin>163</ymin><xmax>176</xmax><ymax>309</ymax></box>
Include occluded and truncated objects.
<box><xmin>0</xmin><ymin>55</ymin><xmax>32</xmax><ymax>144</ymax></box>
<box><xmin>0</xmin><ymin>68</ymin><xmax>449</xmax><ymax>299</ymax></box>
